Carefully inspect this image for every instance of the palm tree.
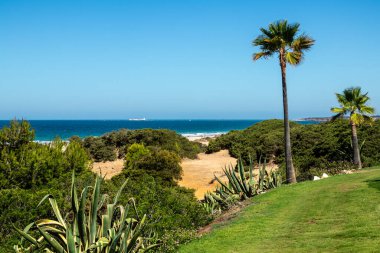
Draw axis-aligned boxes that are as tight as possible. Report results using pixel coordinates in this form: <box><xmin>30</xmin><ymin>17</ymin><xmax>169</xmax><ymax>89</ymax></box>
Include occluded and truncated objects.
<box><xmin>252</xmin><ymin>20</ymin><xmax>314</xmax><ymax>183</ymax></box>
<box><xmin>331</xmin><ymin>87</ymin><xmax>374</xmax><ymax>169</ymax></box>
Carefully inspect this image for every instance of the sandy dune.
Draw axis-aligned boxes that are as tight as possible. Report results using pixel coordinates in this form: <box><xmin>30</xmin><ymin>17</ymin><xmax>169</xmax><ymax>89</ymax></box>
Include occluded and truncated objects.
<box><xmin>92</xmin><ymin>159</ymin><xmax>124</xmax><ymax>179</ymax></box>
<box><xmin>91</xmin><ymin>149</ymin><xmax>238</xmax><ymax>200</ymax></box>
<box><xmin>178</xmin><ymin>150</ymin><xmax>237</xmax><ymax>199</ymax></box>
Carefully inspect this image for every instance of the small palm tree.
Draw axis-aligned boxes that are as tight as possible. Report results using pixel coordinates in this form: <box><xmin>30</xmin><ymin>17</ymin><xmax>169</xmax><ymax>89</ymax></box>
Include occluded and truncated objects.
<box><xmin>253</xmin><ymin>20</ymin><xmax>314</xmax><ymax>183</ymax></box>
<box><xmin>331</xmin><ymin>87</ymin><xmax>375</xmax><ymax>169</ymax></box>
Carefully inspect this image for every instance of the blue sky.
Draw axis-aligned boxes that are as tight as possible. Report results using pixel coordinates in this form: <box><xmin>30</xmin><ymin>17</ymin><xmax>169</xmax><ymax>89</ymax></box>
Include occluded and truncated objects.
<box><xmin>1</xmin><ymin>0</ymin><xmax>379</xmax><ymax>119</ymax></box>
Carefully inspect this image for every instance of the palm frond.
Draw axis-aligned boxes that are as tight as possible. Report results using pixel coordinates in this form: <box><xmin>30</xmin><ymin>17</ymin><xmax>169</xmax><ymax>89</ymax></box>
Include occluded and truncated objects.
<box><xmin>331</xmin><ymin>107</ymin><xmax>346</xmax><ymax>114</ymax></box>
<box><xmin>259</xmin><ymin>27</ymin><xmax>274</xmax><ymax>39</ymax></box>
<box><xmin>285</xmin><ymin>51</ymin><xmax>302</xmax><ymax>65</ymax></box>
<box><xmin>359</xmin><ymin>105</ymin><xmax>375</xmax><ymax>114</ymax></box>
<box><xmin>252</xmin><ymin>20</ymin><xmax>313</xmax><ymax>64</ymax></box>
<box><xmin>336</xmin><ymin>93</ymin><xmax>349</xmax><ymax>106</ymax></box>
<box><xmin>332</xmin><ymin>87</ymin><xmax>374</xmax><ymax>126</ymax></box>
<box><xmin>292</xmin><ymin>34</ymin><xmax>315</xmax><ymax>51</ymax></box>
<box><xmin>283</xmin><ymin>22</ymin><xmax>300</xmax><ymax>44</ymax></box>
<box><xmin>253</xmin><ymin>51</ymin><xmax>273</xmax><ymax>61</ymax></box>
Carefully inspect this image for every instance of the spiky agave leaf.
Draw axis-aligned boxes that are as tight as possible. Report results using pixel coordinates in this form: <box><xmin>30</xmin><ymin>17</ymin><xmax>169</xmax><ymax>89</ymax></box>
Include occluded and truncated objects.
<box><xmin>14</xmin><ymin>173</ymin><xmax>158</xmax><ymax>252</ymax></box>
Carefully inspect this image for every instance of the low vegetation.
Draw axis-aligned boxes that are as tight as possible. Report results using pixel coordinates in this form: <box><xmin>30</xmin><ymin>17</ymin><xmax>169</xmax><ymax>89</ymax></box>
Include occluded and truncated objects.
<box><xmin>124</xmin><ymin>143</ymin><xmax>182</xmax><ymax>185</ymax></box>
<box><xmin>202</xmin><ymin>159</ymin><xmax>281</xmax><ymax>215</ymax></box>
<box><xmin>82</xmin><ymin>128</ymin><xmax>202</xmax><ymax>162</ymax></box>
<box><xmin>0</xmin><ymin>120</ymin><xmax>90</xmax><ymax>189</ymax></box>
<box><xmin>0</xmin><ymin>120</ymin><xmax>210</xmax><ymax>252</ymax></box>
<box><xmin>207</xmin><ymin>119</ymin><xmax>380</xmax><ymax>180</ymax></box>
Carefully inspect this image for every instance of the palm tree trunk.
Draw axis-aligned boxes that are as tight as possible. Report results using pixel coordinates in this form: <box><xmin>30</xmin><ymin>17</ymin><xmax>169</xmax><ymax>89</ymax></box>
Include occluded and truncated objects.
<box><xmin>279</xmin><ymin>49</ymin><xmax>297</xmax><ymax>183</ymax></box>
<box><xmin>351</xmin><ymin>122</ymin><xmax>362</xmax><ymax>169</ymax></box>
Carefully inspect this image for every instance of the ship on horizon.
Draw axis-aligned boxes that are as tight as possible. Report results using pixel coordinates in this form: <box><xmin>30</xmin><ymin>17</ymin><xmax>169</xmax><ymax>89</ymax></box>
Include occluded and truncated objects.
<box><xmin>128</xmin><ymin>117</ymin><xmax>146</xmax><ymax>121</ymax></box>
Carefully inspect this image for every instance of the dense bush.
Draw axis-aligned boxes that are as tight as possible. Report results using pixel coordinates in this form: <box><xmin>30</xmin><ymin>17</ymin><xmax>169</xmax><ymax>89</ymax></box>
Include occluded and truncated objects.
<box><xmin>83</xmin><ymin>128</ymin><xmax>202</xmax><ymax>162</ymax></box>
<box><xmin>82</xmin><ymin>136</ymin><xmax>117</xmax><ymax>162</ymax></box>
<box><xmin>0</xmin><ymin>188</ymin><xmax>65</xmax><ymax>251</ymax></box>
<box><xmin>0</xmin><ymin>121</ymin><xmax>90</xmax><ymax>189</ymax></box>
<box><xmin>207</xmin><ymin>119</ymin><xmax>380</xmax><ymax>179</ymax></box>
<box><xmin>125</xmin><ymin>143</ymin><xmax>151</xmax><ymax>168</ymax></box>
<box><xmin>125</xmin><ymin>144</ymin><xmax>183</xmax><ymax>185</ymax></box>
<box><xmin>0</xmin><ymin>120</ymin><xmax>35</xmax><ymax>150</ymax></box>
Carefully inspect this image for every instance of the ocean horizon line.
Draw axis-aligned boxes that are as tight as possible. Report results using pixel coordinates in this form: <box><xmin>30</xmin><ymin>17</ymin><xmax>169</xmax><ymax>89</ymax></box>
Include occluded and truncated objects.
<box><xmin>0</xmin><ymin>119</ymin><xmax>318</xmax><ymax>142</ymax></box>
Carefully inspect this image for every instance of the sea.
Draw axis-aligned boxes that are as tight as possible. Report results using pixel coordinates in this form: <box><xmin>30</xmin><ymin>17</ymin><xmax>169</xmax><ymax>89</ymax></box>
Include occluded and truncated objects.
<box><xmin>0</xmin><ymin>120</ymin><xmax>316</xmax><ymax>141</ymax></box>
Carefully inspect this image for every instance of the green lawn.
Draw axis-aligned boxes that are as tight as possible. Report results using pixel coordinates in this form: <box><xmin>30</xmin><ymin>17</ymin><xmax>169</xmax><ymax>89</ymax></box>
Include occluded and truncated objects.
<box><xmin>179</xmin><ymin>167</ymin><xmax>380</xmax><ymax>253</ymax></box>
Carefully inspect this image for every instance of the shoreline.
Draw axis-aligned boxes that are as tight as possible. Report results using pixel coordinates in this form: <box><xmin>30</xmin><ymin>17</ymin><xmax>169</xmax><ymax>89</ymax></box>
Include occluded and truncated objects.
<box><xmin>33</xmin><ymin>132</ymin><xmax>226</xmax><ymax>143</ymax></box>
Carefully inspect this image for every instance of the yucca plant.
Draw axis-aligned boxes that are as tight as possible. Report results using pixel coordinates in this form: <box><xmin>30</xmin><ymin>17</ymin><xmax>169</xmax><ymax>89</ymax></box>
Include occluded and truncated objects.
<box><xmin>13</xmin><ymin>173</ymin><xmax>158</xmax><ymax>252</ymax></box>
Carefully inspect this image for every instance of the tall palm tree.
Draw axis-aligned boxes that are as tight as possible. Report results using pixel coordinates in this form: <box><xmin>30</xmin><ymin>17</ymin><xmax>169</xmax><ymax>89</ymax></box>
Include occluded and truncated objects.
<box><xmin>331</xmin><ymin>87</ymin><xmax>374</xmax><ymax>169</ymax></box>
<box><xmin>253</xmin><ymin>20</ymin><xmax>314</xmax><ymax>183</ymax></box>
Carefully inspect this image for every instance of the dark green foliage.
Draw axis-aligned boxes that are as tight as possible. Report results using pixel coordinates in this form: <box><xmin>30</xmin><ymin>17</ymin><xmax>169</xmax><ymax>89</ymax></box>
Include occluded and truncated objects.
<box><xmin>83</xmin><ymin>129</ymin><xmax>201</xmax><ymax>162</ymax></box>
<box><xmin>125</xmin><ymin>145</ymin><xmax>183</xmax><ymax>185</ymax></box>
<box><xmin>207</xmin><ymin>120</ymin><xmax>298</xmax><ymax>163</ymax></box>
<box><xmin>68</xmin><ymin>135</ymin><xmax>82</xmax><ymax>144</ymax></box>
<box><xmin>207</xmin><ymin>119</ymin><xmax>380</xmax><ymax>180</ymax></box>
<box><xmin>0</xmin><ymin>120</ymin><xmax>35</xmax><ymax>150</ymax></box>
<box><xmin>125</xmin><ymin>143</ymin><xmax>151</xmax><ymax>168</ymax></box>
<box><xmin>0</xmin><ymin>188</ymin><xmax>66</xmax><ymax>252</ymax></box>
<box><xmin>0</xmin><ymin>122</ymin><xmax>90</xmax><ymax>189</ymax></box>
<box><xmin>121</xmin><ymin>129</ymin><xmax>200</xmax><ymax>159</ymax></box>
<box><xmin>83</xmin><ymin>136</ymin><xmax>117</xmax><ymax>162</ymax></box>
<box><xmin>356</xmin><ymin>122</ymin><xmax>380</xmax><ymax>167</ymax></box>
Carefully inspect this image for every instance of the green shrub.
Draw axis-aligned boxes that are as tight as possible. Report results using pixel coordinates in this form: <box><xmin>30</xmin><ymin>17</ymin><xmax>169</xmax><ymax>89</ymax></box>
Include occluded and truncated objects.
<box><xmin>83</xmin><ymin>129</ymin><xmax>201</xmax><ymax>162</ymax></box>
<box><xmin>125</xmin><ymin>147</ymin><xmax>183</xmax><ymax>185</ymax></box>
<box><xmin>0</xmin><ymin>188</ymin><xmax>65</xmax><ymax>252</ymax></box>
<box><xmin>0</xmin><ymin>140</ymin><xmax>90</xmax><ymax>190</ymax></box>
<box><xmin>0</xmin><ymin>120</ymin><xmax>35</xmax><ymax>150</ymax></box>
<box><xmin>125</xmin><ymin>143</ymin><xmax>151</xmax><ymax>168</ymax></box>
<box><xmin>83</xmin><ymin>136</ymin><xmax>117</xmax><ymax>162</ymax></box>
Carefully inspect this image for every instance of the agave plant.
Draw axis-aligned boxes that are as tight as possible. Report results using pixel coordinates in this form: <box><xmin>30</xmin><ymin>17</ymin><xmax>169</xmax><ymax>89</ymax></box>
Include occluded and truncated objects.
<box><xmin>201</xmin><ymin>193</ymin><xmax>222</xmax><ymax>215</ymax></box>
<box><xmin>13</xmin><ymin>173</ymin><xmax>158</xmax><ymax>252</ymax></box>
<box><xmin>202</xmin><ymin>158</ymin><xmax>282</xmax><ymax>214</ymax></box>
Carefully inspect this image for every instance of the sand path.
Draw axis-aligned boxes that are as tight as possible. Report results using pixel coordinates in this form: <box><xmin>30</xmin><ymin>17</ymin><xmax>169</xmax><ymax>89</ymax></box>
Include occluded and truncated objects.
<box><xmin>178</xmin><ymin>150</ymin><xmax>237</xmax><ymax>199</ymax></box>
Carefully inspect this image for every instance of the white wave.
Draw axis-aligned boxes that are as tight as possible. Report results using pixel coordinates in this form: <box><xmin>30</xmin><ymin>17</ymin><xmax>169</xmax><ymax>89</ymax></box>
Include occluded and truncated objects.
<box><xmin>181</xmin><ymin>132</ymin><xmax>226</xmax><ymax>138</ymax></box>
